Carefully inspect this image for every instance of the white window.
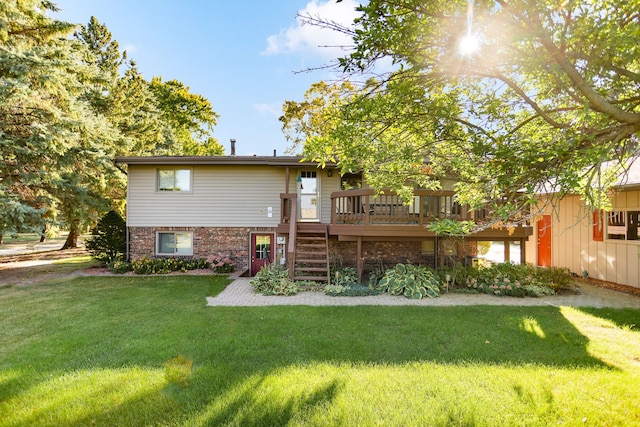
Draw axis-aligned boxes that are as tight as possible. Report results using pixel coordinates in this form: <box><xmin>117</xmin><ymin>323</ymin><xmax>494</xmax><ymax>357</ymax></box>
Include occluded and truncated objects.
<box><xmin>607</xmin><ymin>211</ymin><xmax>640</xmax><ymax>241</ymax></box>
<box><xmin>157</xmin><ymin>168</ymin><xmax>191</xmax><ymax>192</ymax></box>
<box><xmin>157</xmin><ymin>232</ymin><xmax>193</xmax><ymax>255</ymax></box>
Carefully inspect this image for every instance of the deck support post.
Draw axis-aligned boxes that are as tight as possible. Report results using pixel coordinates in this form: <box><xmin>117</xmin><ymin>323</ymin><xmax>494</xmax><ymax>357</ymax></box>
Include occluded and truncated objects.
<box><xmin>356</xmin><ymin>236</ymin><xmax>363</xmax><ymax>283</ymax></box>
<box><xmin>504</xmin><ymin>240</ymin><xmax>510</xmax><ymax>263</ymax></box>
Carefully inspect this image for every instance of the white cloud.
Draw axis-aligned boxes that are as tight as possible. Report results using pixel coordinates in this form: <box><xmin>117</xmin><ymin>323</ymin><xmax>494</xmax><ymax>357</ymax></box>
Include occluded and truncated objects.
<box><xmin>262</xmin><ymin>0</ymin><xmax>361</xmax><ymax>60</ymax></box>
<box><xmin>122</xmin><ymin>44</ymin><xmax>138</xmax><ymax>53</ymax></box>
<box><xmin>254</xmin><ymin>103</ymin><xmax>281</xmax><ymax>116</ymax></box>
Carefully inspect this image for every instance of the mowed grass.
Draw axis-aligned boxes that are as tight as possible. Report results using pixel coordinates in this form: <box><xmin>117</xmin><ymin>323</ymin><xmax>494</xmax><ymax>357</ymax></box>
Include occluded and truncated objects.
<box><xmin>0</xmin><ymin>276</ymin><xmax>639</xmax><ymax>426</ymax></box>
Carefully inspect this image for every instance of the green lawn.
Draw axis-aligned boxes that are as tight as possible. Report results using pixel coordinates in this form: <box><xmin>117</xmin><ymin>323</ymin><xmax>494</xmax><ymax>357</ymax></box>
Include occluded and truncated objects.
<box><xmin>1</xmin><ymin>276</ymin><xmax>639</xmax><ymax>426</ymax></box>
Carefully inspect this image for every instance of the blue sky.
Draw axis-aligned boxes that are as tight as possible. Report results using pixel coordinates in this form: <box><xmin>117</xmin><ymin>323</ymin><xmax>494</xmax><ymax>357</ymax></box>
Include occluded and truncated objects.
<box><xmin>52</xmin><ymin>0</ymin><xmax>362</xmax><ymax>156</ymax></box>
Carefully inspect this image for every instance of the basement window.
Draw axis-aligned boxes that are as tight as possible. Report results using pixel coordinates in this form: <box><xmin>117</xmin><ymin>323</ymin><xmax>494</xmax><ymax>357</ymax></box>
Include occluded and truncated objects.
<box><xmin>157</xmin><ymin>232</ymin><xmax>193</xmax><ymax>255</ymax></box>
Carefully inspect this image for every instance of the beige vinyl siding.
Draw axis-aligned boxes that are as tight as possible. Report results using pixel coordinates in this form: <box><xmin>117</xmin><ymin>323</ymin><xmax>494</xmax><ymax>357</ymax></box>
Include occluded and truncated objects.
<box><xmin>320</xmin><ymin>171</ymin><xmax>340</xmax><ymax>223</ymax></box>
<box><xmin>127</xmin><ymin>165</ymin><xmax>284</xmax><ymax>227</ymax></box>
<box><xmin>525</xmin><ymin>191</ymin><xmax>640</xmax><ymax>288</ymax></box>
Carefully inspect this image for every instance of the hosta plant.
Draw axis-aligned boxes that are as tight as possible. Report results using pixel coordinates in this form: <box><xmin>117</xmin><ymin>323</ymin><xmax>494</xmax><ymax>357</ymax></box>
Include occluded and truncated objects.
<box><xmin>374</xmin><ymin>263</ymin><xmax>441</xmax><ymax>299</ymax></box>
<box><xmin>250</xmin><ymin>264</ymin><xmax>299</xmax><ymax>295</ymax></box>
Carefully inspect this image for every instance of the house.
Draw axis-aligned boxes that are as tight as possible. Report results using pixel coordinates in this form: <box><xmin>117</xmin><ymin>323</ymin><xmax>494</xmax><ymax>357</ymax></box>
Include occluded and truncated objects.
<box><xmin>524</xmin><ymin>161</ymin><xmax>640</xmax><ymax>289</ymax></box>
<box><xmin>115</xmin><ymin>155</ymin><xmax>533</xmax><ymax>281</ymax></box>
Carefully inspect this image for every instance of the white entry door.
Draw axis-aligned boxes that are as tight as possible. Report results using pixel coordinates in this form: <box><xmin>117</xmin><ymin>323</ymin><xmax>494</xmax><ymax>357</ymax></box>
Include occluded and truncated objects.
<box><xmin>299</xmin><ymin>171</ymin><xmax>319</xmax><ymax>221</ymax></box>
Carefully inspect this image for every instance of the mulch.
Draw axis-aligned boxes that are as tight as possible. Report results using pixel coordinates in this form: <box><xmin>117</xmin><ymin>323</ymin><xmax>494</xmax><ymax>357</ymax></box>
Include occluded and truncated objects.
<box><xmin>582</xmin><ymin>277</ymin><xmax>640</xmax><ymax>298</ymax></box>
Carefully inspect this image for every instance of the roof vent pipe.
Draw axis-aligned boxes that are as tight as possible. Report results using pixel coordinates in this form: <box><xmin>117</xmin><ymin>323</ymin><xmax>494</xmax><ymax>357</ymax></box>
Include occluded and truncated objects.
<box><xmin>274</xmin><ymin>149</ymin><xmax>276</xmax><ymax>157</ymax></box>
<box><xmin>230</xmin><ymin>139</ymin><xmax>236</xmax><ymax>156</ymax></box>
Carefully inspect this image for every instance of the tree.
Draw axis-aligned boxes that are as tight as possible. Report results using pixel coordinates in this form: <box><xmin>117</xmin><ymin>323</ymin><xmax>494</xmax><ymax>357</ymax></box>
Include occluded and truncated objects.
<box><xmin>1</xmin><ymin>6</ymin><xmax>223</xmax><ymax>249</ymax></box>
<box><xmin>0</xmin><ymin>0</ymin><xmax>117</xmax><ymax>247</ymax></box>
<box><xmin>288</xmin><ymin>0</ymin><xmax>640</xmax><ymax>228</ymax></box>
<box><xmin>281</xmin><ymin>80</ymin><xmax>355</xmax><ymax>153</ymax></box>
<box><xmin>150</xmin><ymin>77</ymin><xmax>224</xmax><ymax>156</ymax></box>
<box><xmin>85</xmin><ymin>210</ymin><xmax>126</xmax><ymax>262</ymax></box>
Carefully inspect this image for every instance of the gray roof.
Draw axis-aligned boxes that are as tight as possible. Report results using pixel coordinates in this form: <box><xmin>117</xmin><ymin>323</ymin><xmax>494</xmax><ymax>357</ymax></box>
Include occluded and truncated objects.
<box><xmin>114</xmin><ymin>155</ymin><xmax>333</xmax><ymax>168</ymax></box>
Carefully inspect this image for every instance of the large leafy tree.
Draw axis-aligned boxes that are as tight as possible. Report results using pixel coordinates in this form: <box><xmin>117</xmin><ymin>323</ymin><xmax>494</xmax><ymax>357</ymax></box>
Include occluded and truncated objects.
<box><xmin>0</xmin><ymin>6</ymin><xmax>223</xmax><ymax>248</ymax></box>
<box><xmin>150</xmin><ymin>77</ymin><xmax>223</xmax><ymax>156</ymax></box>
<box><xmin>288</xmin><ymin>0</ymin><xmax>640</xmax><ymax>227</ymax></box>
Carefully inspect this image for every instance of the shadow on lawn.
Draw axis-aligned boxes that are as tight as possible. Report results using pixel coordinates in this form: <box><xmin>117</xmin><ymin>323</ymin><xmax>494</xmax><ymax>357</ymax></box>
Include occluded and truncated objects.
<box><xmin>576</xmin><ymin>307</ymin><xmax>640</xmax><ymax>330</ymax></box>
<box><xmin>0</xmin><ymin>276</ymin><xmax>628</xmax><ymax>426</ymax></box>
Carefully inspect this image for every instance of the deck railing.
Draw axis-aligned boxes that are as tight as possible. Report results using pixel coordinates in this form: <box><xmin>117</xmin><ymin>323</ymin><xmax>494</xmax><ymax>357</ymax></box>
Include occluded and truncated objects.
<box><xmin>281</xmin><ymin>189</ymin><xmax>515</xmax><ymax>227</ymax></box>
<box><xmin>330</xmin><ymin>189</ymin><xmax>476</xmax><ymax>226</ymax></box>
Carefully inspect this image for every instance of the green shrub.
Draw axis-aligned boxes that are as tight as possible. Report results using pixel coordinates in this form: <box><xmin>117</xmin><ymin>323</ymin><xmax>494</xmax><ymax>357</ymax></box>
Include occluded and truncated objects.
<box><xmin>207</xmin><ymin>255</ymin><xmax>234</xmax><ymax>273</ymax></box>
<box><xmin>85</xmin><ymin>210</ymin><xmax>126</xmax><ymax>263</ymax></box>
<box><xmin>342</xmin><ymin>284</ymin><xmax>381</xmax><ymax>296</ymax></box>
<box><xmin>324</xmin><ymin>283</ymin><xmax>381</xmax><ymax>297</ymax></box>
<box><xmin>324</xmin><ymin>284</ymin><xmax>347</xmax><ymax>296</ymax></box>
<box><xmin>130</xmin><ymin>257</ymin><xmax>209</xmax><ymax>275</ymax></box>
<box><xmin>462</xmin><ymin>262</ymin><xmax>561</xmax><ymax>297</ymax></box>
<box><xmin>535</xmin><ymin>266</ymin><xmax>574</xmax><ymax>290</ymax></box>
<box><xmin>132</xmin><ymin>257</ymin><xmax>172</xmax><ymax>274</ymax></box>
<box><xmin>374</xmin><ymin>263</ymin><xmax>441</xmax><ymax>299</ymax></box>
<box><xmin>250</xmin><ymin>264</ymin><xmax>299</xmax><ymax>295</ymax></box>
<box><xmin>367</xmin><ymin>266</ymin><xmax>388</xmax><ymax>287</ymax></box>
<box><xmin>108</xmin><ymin>259</ymin><xmax>133</xmax><ymax>274</ymax></box>
<box><xmin>330</xmin><ymin>266</ymin><xmax>359</xmax><ymax>286</ymax></box>
<box><xmin>522</xmin><ymin>284</ymin><xmax>556</xmax><ymax>297</ymax></box>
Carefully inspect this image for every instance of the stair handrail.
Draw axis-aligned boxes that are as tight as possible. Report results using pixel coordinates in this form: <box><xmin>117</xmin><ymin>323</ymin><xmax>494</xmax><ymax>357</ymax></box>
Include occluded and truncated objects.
<box><xmin>324</xmin><ymin>225</ymin><xmax>330</xmax><ymax>285</ymax></box>
<box><xmin>287</xmin><ymin>198</ymin><xmax>297</xmax><ymax>280</ymax></box>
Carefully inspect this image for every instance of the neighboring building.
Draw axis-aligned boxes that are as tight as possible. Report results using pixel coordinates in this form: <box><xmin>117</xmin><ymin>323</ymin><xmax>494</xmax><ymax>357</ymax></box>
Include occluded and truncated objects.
<box><xmin>116</xmin><ymin>155</ymin><xmax>533</xmax><ymax>281</ymax></box>
<box><xmin>525</xmin><ymin>162</ymin><xmax>640</xmax><ymax>289</ymax></box>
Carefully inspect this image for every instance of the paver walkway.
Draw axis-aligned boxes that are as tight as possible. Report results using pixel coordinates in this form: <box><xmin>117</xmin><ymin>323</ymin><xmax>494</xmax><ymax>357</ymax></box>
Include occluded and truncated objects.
<box><xmin>207</xmin><ymin>276</ymin><xmax>640</xmax><ymax>308</ymax></box>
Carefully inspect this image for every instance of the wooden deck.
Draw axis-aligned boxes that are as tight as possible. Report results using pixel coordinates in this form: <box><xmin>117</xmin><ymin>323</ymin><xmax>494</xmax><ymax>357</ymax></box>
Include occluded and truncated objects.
<box><xmin>279</xmin><ymin>189</ymin><xmax>533</xmax><ymax>240</ymax></box>
<box><xmin>279</xmin><ymin>189</ymin><xmax>533</xmax><ymax>282</ymax></box>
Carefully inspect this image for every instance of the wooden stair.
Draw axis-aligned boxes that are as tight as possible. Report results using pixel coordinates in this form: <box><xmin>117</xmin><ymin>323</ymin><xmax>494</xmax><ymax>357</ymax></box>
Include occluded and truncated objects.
<box><xmin>293</xmin><ymin>223</ymin><xmax>330</xmax><ymax>283</ymax></box>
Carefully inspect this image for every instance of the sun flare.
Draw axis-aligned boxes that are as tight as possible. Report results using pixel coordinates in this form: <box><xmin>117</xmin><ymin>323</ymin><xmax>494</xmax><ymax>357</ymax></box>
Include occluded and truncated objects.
<box><xmin>459</xmin><ymin>33</ymin><xmax>480</xmax><ymax>55</ymax></box>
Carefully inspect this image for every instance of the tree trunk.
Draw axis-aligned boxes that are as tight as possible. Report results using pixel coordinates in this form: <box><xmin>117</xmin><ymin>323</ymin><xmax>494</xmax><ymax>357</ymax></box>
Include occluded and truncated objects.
<box><xmin>0</xmin><ymin>232</ymin><xmax>3</xmax><ymax>245</ymax></box>
<box><xmin>61</xmin><ymin>219</ymin><xmax>80</xmax><ymax>249</ymax></box>
<box><xmin>39</xmin><ymin>225</ymin><xmax>47</xmax><ymax>243</ymax></box>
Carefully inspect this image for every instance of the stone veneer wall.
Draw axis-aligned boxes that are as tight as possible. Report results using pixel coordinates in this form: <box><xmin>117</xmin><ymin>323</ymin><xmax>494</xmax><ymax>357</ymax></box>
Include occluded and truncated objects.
<box><xmin>128</xmin><ymin>226</ymin><xmax>278</xmax><ymax>272</ymax></box>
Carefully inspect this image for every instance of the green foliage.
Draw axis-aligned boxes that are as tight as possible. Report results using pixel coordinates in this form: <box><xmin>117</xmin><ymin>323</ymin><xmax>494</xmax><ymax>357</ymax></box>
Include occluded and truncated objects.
<box><xmin>250</xmin><ymin>264</ymin><xmax>299</xmax><ymax>296</ymax></box>
<box><xmin>108</xmin><ymin>259</ymin><xmax>133</xmax><ymax>274</ymax></box>
<box><xmin>149</xmin><ymin>77</ymin><xmax>224</xmax><ymax>155</ymax></box>
<box><xmin>429</xmin><ymin>219</ymin><xmax>475</xmax><ymax>236</ymax></box>
<box><xmin>206</xmin><ymin>255</ymin><xmax>234</xmax><ymax>274</ymax></box>
<box><xmin>323</xmin><ymin>284</ymin><xmax>347</xmax><ymax>296</ymax></box>
<box><xmin>330</xmin><ymin>266</ymin><xmax>359</xmax><ymax>287</ymax></box>
<box><xmin>129</xmin><ymin>257</ymin><xmax>209</xmax><ymax>275</ymax></box>
<box><xmin>374</xmin><ymin>263</ymin><xmax>441</xmax><ymax>299</ymax></box>
<box><xmin>0</xmin><ymin>7</ymin><xmax>221</xmax><ymax>243</ymax></box>
<box><xmin>367</xmin><ymin>266</ymin><xmax>388</xmax><ymax>287</ymax></box>
<box><xmin>289</xmin><ymin>0</ymin><xmax>640</xmax><ymax>223</ymax></box>
<box><xmin>461</xmin><ymin>262</ymin><xmax>569</xmax><ymax>297</ymax></box>
<box><xmin>323</xmin><ymin>283</ymin><xmax>381</xmax><ymax>297</ymax></box>
<box><xmin>85</xmin><ymin>210</ymin><xmax>126</xmax><ymax>262</ymax></box>
<box><xmin>0</xmin><ymin>196</ymin><xmax>44</xmax><ymax>237</ymax></box>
